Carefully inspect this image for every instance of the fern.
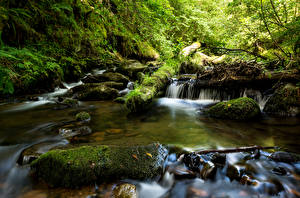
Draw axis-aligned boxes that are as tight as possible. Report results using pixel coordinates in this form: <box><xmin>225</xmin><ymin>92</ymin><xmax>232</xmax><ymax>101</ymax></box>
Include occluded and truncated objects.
<box><xmin>51</xmin><ymin>3</ymin><xmax>73</xmax><ymax>12</ymax></box>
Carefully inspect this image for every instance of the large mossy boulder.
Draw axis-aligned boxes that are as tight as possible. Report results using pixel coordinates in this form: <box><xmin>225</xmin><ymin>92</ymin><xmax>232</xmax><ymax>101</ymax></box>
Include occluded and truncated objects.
<box><xmin>30</xmin><ymin>144</ymin><xmax>167</xmax><ymax>187</ymax></box>
<box><xmin>205</xmin><ymin>97</ymin><xmax>261</xmax><ymax>120</ymax></box>
<box><xmin>76</xmin><ymin>85</ymin><xmax>119</xmax><ymax>101</ymax></box>
<box><xmin>263</xmin><ymin>84</ymin><xmax>300</xmax><ymax>116</ymax></box>
<box><xmin>82</xmin><ymin>72</ymin><xmax>129</xmax><ymax>84</ymax></box>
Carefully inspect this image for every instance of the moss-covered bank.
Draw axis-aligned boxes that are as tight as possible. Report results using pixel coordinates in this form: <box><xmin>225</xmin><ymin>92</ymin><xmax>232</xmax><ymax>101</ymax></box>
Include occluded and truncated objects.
<box><xmin>125</xmin><ymin>59</ymin><xmax>180</xmax><ymax>113</ymax></box>
<box><xmin>0</xmin><ymin>0</ymin><xmax>174</xmax><ymax>96</ymax></box>
<box><xmin>205</xmin><ymin>97</ymin><xmax>261</xmax><ymax>120</ymax></box>
<box><xmin>31</xmin><ymin>144</ymin><xmax>167</xmax><ymax>187</ymax></box>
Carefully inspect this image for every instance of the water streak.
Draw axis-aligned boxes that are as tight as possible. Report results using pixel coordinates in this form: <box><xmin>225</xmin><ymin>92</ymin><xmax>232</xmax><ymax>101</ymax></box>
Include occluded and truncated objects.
<box><xmin>166</xmin><ymin>80</ymin><xmax>270</xmax><ymax>110</ymax></box>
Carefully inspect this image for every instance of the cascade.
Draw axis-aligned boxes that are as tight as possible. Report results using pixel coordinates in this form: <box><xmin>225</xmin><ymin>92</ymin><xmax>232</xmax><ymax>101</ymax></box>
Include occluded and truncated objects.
<box><xmin>166</xmin><ymin>79</ymin><xmax>270</xmax><ymax>110</ymax></box>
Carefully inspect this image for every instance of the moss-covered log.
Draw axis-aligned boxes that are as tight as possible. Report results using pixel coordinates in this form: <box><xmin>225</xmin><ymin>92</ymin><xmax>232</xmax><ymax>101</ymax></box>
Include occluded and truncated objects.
<box><xmin>30</xmin><ymin>144</ymin><xmax>167</xmax><ymax>187</ymax></box>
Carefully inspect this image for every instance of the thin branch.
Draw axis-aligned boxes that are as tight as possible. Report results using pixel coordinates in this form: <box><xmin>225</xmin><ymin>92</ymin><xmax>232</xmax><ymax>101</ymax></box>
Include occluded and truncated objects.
<box><xmin>196</xmin><ymin>146</ymin><xmax>278</xmax><ymax>155</ymax></box>
<box><xmin>260</xmin><ymin>0</ymin><xmax>289</xmax><ymax>58</ymax></box>
<box><xmin>269</xmin><ymin>0</ymin><xmax>286</xmax><ymax>28</ymax></box>
<box><xmin>206</xmin><ymin>46</ymin><xmax>268</xmax><ymax>60</ymax></box>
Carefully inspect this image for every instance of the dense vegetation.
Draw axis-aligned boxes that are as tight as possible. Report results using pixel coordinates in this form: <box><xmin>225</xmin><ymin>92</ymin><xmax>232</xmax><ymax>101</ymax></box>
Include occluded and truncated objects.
<box><xmin>0</xmin><ymin>0</ymin><xmax>299</xmax><ymax>95</ymax></box>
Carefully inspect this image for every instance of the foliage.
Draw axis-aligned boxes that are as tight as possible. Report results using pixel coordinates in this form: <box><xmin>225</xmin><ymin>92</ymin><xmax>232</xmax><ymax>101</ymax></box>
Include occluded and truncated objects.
<box><xmin>0</xmin><ymin>0</ymin><xmax>299</xmax><ymax>95</ymax></box>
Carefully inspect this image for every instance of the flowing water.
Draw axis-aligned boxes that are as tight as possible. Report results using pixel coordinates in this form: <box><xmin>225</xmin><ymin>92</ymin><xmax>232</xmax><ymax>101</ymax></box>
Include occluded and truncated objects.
<box><xmin>0</xmin><ymin>78</ymin><xmax>300</xmax><ymax>197</ymax></box>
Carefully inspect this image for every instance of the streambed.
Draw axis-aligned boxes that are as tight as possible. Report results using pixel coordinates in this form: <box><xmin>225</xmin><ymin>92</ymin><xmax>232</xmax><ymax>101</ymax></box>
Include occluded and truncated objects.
<box><xmin>0</xmin><ymin>84</ymin><xmax>300</xmax><ymax>197</ymax></box>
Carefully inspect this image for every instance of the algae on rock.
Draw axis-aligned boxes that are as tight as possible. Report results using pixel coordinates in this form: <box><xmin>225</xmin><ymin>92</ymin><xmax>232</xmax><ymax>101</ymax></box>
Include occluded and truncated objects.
<box><xmin>205</xmin><ymin>97</ymin><xmax>261</xmax><ymax>120</ymax></box>
<box><xmin>264</xmin><ymin>84</ymin><xmax>300</xmax><ymax>117</ymax></box>
<box><xmin>30</xmin><ymin>144</ymin><xmax>167</xmax><ymax>187</ymax></box>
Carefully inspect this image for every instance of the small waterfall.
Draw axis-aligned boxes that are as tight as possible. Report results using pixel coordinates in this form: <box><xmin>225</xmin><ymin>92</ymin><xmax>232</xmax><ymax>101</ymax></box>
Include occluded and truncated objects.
<box><xmin>166</xmin><ymin>80</ymin><xmax>270</xmax><ymax>110</ymax></box>
<box><xmin>242</xmin><ymin>89</ymin><xmax>270</xmax><ymax>110</ymax></box>
<box><xmin>166</xmin><ymin>79</ymin><xmax>240</xmax><ymax>101</ymax></box>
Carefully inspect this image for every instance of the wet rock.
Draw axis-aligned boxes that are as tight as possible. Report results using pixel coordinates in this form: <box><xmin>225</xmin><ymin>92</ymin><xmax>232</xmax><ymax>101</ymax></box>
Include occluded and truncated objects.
<box><xmin>30</xmin><ymin>143</ymin><xmax>167</xmax><ymax>187</ymax></box>
<box><xmin>118</xmin><ymin>60</ymin><xmax>148</xmax><ymax>80</ymax></box>
<box><xmin>168</xmin><ymin>166</ymin><xmax>197</xmax><ymax>180</ymax></box>
<box><xmin>59</xmin><ymin>126</ymin><xmax>92</xmax><ymax>138</ymax></box>
<box><xmin>18</xmin><ymin>154</ymin><xmax>39</xmax><ymax>166</ymax></box>
<box><xmin>167</xmin><ymin>145</ymin><xmax>190</xmax><ymax>158</ymax></box>
<box><xmin>240</xmin><ymin>175</ymin><xmax>258</xmax><ymax>186</ymax></box>
<box><xmin>70</xmin><ymin>82</ymin><xmax>125</xmax><ymax>94</ymax></box>
<box><xmin>113</xmin><ymin>183</ymin><xmax>137</xmax><ymax>198</ymax></box>
<box><xmin>264</xmin><ymin>84</ymin><xmax>300</xmax><ymax>117</ymax></box>
<box><xmin>75</xmin><ymin>111</ymin><xmax>91</xmax><ymax>122</ymax></box>
<box><xmin>82</xmin><ymin>72</ymin><xmax>129</xmax><ymax>84</ymax></box>
<box><xmin>255</xmin><ymin>181</ymin><xmax>281</xmax><ymax>195</ymax></box>
<box><xmin>183</xmin><ymin>153</ymin><xmax>204</xmax><ymax>172</ymax></box>
<box><xmin>200</xmin><ymin>161</ymin><xmax>217</xmax><ymax>180</ymax></box>
<box><xmin>76</xmin><ymin>85</ymin><xmax>119</xmax><ymax>101</ymax></box>
<box><xmin>210</xmin><ymin>153</ymin><xmax>226</xmax><ymax>166</ymax></box>
<box><xmin>18</xmin><ymin>142</ymin><xmax>68</xmax><ymax>166</ymax></box>
<box><xmin>226</xmin><ymin>165</ymin><xmax>240</xmax><ymax>181</ymax></box>
<box><xmin>272</xmin><ymin>167</ymin><xmax>287</xmax><ymax>176</ymax></box>
<box><xmin>205</xmin><ymin>97</ymin><xmax>261</xmax><ymax>120</ymax></box>
<box><xmin>61</xmin><ymin>98</ymin><xmax>78</xmax><ymax>107</ymax></box>
<box><xmin>269</xmin><ymin>151</ymin><xmax>299</xmax><ymax>163</ymax></box>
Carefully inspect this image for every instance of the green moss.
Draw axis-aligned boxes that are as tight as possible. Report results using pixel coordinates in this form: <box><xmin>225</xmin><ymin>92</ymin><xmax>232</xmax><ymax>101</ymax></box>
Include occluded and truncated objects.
<box><xmin>125</xmin><ymin>59</ymin><xmax>180</xmax><ymax>113</ymax></box>
<box><xmin>62</xmin><ymin>98</ymin><xmax>78</xmax><ymax>106</ymax></box>
<box><xmin>206</xmin><ymin>97</ymin><xmax>261</xmax><ymax>120</ymax></box>
<box><xmin>31</xmin><ymin>146</ymin><xmax>108</xmax><ymax>187</ymax></box>
<box><xmin>263</xmin><ymin>84</ymin><xmax>300</xmax><ymax>116</ymax></box>
<box><xmin>31</xmin><ymin>144</ymin><xmax>167</xmax><ymax>187</ymax></box>
<box><xmin>75</xmin><ymin>111</ymin><xmax>91</xmax><ymax>121</ymax></box>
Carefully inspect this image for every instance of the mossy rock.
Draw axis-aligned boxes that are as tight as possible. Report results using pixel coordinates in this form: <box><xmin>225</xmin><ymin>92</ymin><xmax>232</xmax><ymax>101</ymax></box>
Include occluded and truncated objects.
<box><xmin>117</xmin><ymin>60</ymin><xmax>148</xmax><ymax>80</ymax></box>
<box><xmin>70</xmin><ymin>82</ymin><xmax>125</xmax><ymax>94</ymax></box>
<box><xmin>125</xmin><ymin>87</ymin><xmax>154</xmax><ymax>113</ymax></box>
<box><xmin>62</xmin><ymin>98</ymin><xmax>79</xmax><ymax>107</ymax></box>
<box><xmin>263</xmin><ymin>84</ymin><xmax>300</xmax><ymax>117</ymax></box>
<box><xmin>77</xmin><ymin>85</ymin><xmax>119</xmax><ymax>101</ymax></box>
<box><xmin>82</xmin><ymin>72</ymin><xmax>129</xmax><ymax>84</ymax></box>
<box><xmin>75</xmin><ymin>112</ymin><xmax>91</xmax><ymax>121</ymax></box>
<box><xmin>205</xmin><ymin>97</ymin><xmax>261</xmax><ymax>120</ymax></box>
<box><xmin>30</xmin><ymin>144</ymin><xmax>167</xmax><ymax>187</ymax></box>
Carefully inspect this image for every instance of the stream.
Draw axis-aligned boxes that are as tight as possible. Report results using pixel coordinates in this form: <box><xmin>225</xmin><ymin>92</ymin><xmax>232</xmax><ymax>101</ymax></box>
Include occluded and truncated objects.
<box><xmin>0</xmin><ymin>76</ymin><xmax>300</xmax><ymax>197</ymax></box>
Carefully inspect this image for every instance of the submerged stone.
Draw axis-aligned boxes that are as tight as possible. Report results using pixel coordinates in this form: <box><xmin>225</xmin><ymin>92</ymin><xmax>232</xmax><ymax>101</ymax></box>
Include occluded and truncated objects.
<box><xmin>30</xmin><ymin>144</ymin><xmax>167</xmax><ymax>187</ymax></box>
<box><xmin>205</xmin><ymin>97</ymin><xmax>261</xmax><ymax>120</ymax></box>
<box><xmin>269</xmin><ymin>151</ymin><xmax>300</xmax><ymax>163</ymax></box>
<box><xmin>263</xmin><ymin>84</ymin><xmax>300</xmax><ymax>117</ymax></box>
<box><xmin>113</xmin><ymin>183</ymin><xmax>137</xmax><ymax>198</ymax></box>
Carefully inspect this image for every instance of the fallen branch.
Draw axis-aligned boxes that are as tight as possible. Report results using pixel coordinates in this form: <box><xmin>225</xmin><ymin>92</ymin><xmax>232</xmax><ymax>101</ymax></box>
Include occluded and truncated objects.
<box><xmin>206</xmin><ymin>46</ymin><xmax>268</xmax><ymax>60</ymax></box>
<box><xmin>196</xmin><ymin>146</ymin><xmax>278</xmax><ymax>155</ymax></box>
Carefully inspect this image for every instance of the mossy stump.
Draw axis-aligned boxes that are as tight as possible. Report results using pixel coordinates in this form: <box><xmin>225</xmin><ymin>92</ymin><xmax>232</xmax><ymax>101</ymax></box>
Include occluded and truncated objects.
<box><xmin>205</xmin><ymin>97</ymin><xmax>261</xmax><ymax>120</ymax></box>
<box><xmin>30</xmin><ymin>144</ymin><xmax>167</xmax><ymax>187</ymax></box>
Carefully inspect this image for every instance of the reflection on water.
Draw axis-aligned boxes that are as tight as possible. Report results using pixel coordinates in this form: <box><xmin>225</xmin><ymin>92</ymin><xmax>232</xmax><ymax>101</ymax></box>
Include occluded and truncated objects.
<box><xmin>0</xmin><ymin>97</ymin><xmax>300</xmax><ymax>197</ymax></box>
